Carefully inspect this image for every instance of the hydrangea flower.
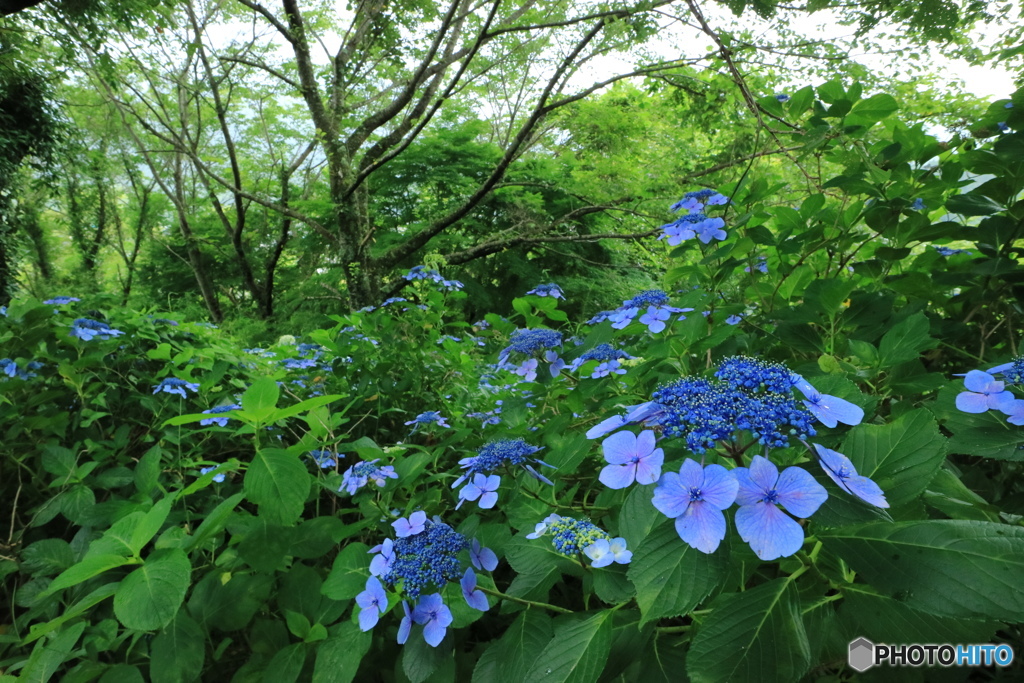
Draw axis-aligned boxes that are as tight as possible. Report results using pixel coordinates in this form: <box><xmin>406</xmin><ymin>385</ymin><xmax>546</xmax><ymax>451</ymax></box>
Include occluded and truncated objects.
<box><xmin>457</xmin><ymin>473</ymin><xmax>501</xmax><ymax>509</ymax></box>
<box><xmin>0</xmin><ymin>359</ymin><xmax>42</xmax><ymax>380</ymax></box>
<box><xmin>152</xmin><ymin>378</ymin><xmax>200</xmax><ymax>398</ymax></box>
<box><xmin>309</xmin><ymin>449</ymin><xmax>339</xmax><ymax>468</ymax></box>
<box><xmin>745</xmin><ymin>256</ymin><xmax>769</xmax><ymax>274</ymax></box>
<box><xmin>393</xmin><ymin>511</ymin><xmax>427</xmax><ymax>538</ymax></box>
<box><xmin>460</xmin><ymin>568</ymin><xmax>489</xmax><ymax>611</ymax></box>
<box><xmin>598</xmin><ymin>430</ymin><xmax>664</xmax><ymax>489</ymax></box>
<box><xmin>470</xmin><ymin>538</ymin><xmax>498</xmax><ymax>571</ymax></box>
<box><xmin>911</xmin><ymin>198</ymin><xmax>927</xmax><ymax>211</ymax></box>
<box><xmin>570</xmin><ymin>344</ymin><xmax>633</xmax><ymax>375</ymax></box>
<box><xmin>734</xmin><ymin>456</ymin><xmax>827</xmax><ymax>560</ymax></box>
<box><xmin>933</xmin><ymin>246</ymin><xmax>971</xmax><ymax>256</ymax></box>
<box><xmin>497</xmin><ymin>328</ymin><xmax>564</xmax><ymax>381</ymax></box>
<box><xmin>413</xmin><ymin>593</ymin><xmax>454</xmax><ymax>647</ymax></box>
<box><xmin>200</xmin><ymin>466</ymin><xmax>226</xmax><ymax>483</ymax></box>
<box><xmin>774</xmin><ymin>93</ymin><xmax>790</xmax><ymax>102</ymax></box>
<box><xmin>813</xmin><ymin>444</ymin><xmax>888</xmax><ymax>508</ymax></box>
<box><xmin>339</xmin><ymin>459</ymin><xmax>398</xmax><ymax>495</ymax></box>
<box><xmin>792</xmin><ymin>376</ymin><xmax>864</xmax><ymax>428</ymax></box>
<box><xmin>987</xmin><ymin>356</ymin><xmax>1024</xmax><ymax>385</ymax></box>
<box><xmin>70</xmin><ymin>318</ymin><xmax>125</xmax><ymax>341</ymax></box>
<box><xmin>955</xmin><ymin>370</ymin><xmax>1015</xmax><ymax>413</ymax></box>
<box><xmin>454</xmin><ymin>438</ymin><xmax>553</xmax><ymax>486</ymax></box>
<box><xmin>652</xmin><ymin>459</ymin><xmax>738</xmax><ymax>553</ymax></box>
<box><xmin>998</xmin><ymin>399</ymin><xmax>1024</xmax><ymax>425</ymax></box>
<box><xmin>405</xmin><ymin>411</ymin><xmax>451</xmax><ymax>429</ymax></box>
<box><xmin>526</xmin><ymin>283</ymin><xmax>564</xmax><ymax>299</ymax></box>
<box><xmin>356</xmin><ymin>577</ymin><xmax>388</xmax><ymax>631</ymax></box>
<box><xmin>44</xmin><ymin>296</ymin><xmax>80</xmax><ymax>305</ymax></box>
<box><xmin>526</xmin><ymin>514</ymin><xmax>630</xmax><ymax>567</ymax></box>
<box><xmin>589</xmin><ymin>290</ymin><xmax>692</xmax><ymax>331</ymax></box>
<box><xmin>365</xmin><ymin>515</ymin><xmax>495</xmax><ymax>647</ymax></box>
<box><xmin>281</xmin><ymin>357</ymin><xmax>318</xmax><ymax>370</ymax></box>
<box><xmin>200</xmin><ymin>404</ymin><xmax>240</xmax><ymax>427</ymax></box>
<box><xmin>583</xmin><ymin>537</ymin><xmax>632</xmax><ymax>567</ymax></box>
<box><xmin>403</xmin><ymin>266</ymin><xmax>464</xmax><ymax>291</ymax></box>
<box><xmin>725</xmin><ymin>314</ymin><xmax>743</xmax><ymax>325</ymax></box>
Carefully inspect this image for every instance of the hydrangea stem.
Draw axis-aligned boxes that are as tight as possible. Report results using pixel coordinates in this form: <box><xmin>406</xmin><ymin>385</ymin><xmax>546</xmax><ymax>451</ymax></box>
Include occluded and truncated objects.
<box><xmin>477</xmin><ymin>586</ymin><xmax>573</xmax><ymax>614</ymax></box>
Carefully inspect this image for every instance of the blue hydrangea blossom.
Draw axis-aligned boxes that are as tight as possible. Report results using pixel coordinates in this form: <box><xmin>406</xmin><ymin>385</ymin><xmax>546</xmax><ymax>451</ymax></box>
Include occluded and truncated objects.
<box><xmin>70</xmin><ymin>318</ymin><xmax>125</xmax><ymax>341</ymax></box>
<box><xmin>734</xmin><ymin>456</ymin><xmax>828</xmax><ymax>560</ymax></box>
<box><xmin>200</xmin><ymin>466</ymin><xmax>226</xmax><ymax>483</ymax></box>
<box><xmin>453</xmin><ymin>439</ymin><xmax>554</xmax><ymax>505</ymax></box>
<box><xmin>405</xmin><ymin>411</ymin><xmax>451</xmax><ymax>429</ymax></box>
<box><xmin>152</xmin><ymin>377</ymin><xmax>200</xmax><ymax>398</ymax></box>
<box><xmin>525</xmin><ymin>283</ymin><xmax>564</xmax><ymax>299</ymax></box>
<box><xmin>526</xmin><ymin>514</ymin><xmax>631</xmax><ymax>567</ymax></box>
<box><xmin>339</xmin><ymin>459</ymin><xmax>398</xmax><ymax>495</ymax></box>
<box><xmin>200</xmin><ymin>404</ymin><xmax>240</xmax><ymax>427</ymax></box>
<box><xmin>813</xmin><ymin>444</ymin><xmax>888</xmax><ymax>508</ymax></box>
<box><xmin>955</xmin><ymin>370</ymin><xmax>1015</xmax><ymax>413</ymax></box>
<box><xmin>598</xmin><ymin>430</ymin><xmax>664</xmax><ymax>489</ymax></box>
<box><xmin>652</xmin><ymin>459</ymin><xmax>738</xmax><ymax>553</ymax></box>
<box><xmin>498</xmin><ymin>328</ymin><xmax>564</xmax><ymax>381</ymax></box>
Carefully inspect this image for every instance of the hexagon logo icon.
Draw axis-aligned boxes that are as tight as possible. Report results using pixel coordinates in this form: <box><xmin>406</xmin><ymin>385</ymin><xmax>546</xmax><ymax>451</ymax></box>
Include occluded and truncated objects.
<box><xmin>848</xmin><ymin>637</ymin><xmax>875</xmax><ymax>672</ymax></box>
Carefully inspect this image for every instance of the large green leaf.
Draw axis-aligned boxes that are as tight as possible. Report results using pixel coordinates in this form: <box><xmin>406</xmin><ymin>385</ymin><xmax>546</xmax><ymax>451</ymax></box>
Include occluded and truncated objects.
<box><xmin>18</xmin><ymin>622</ymin><xmax>87</xmax><ymax>683</ymax></box>
<box><xmin>320</xmin><ymin>542</ymin><xmax>370</xmax><ymax>601</ymax></box>
<box><xmin>312</xmin><ymin>623</ymin><xmax>371</xmax><ymax>683</ymax></box>
<box><xmin>628</xmin><ymin>521</ymin><xmax>730</xmax><ymax>627</ymax></box>
<box><xmin>877</xmin><ymin>313</ymin><xmax>937</xmax><ymax>367</ymax></box>
<box><xmin>114</xmin><ymin>549</ymin><xmax>191</xmax><ymax>631</ymax></box>
<box><xmin>839</xmin><ymin>408</ymin><xmax>946</xmax><ymax>506</ymax></box>
<box><xmin>526</xmin><ymin>611</ymin><xmax>613</xmax><ymax>683</ymax></box>
<box><xmin>493</xmin><ymin>611</ymin><xmax>553</xmax><ymax>683</ymax></box>
<box><xmin>687</xmin><ymin>579</ymin><xmax>810</xmax><ymax>683</ymax></box>
<box><xmin>820</xmin><ymin>520</ymin><xmax>1024</xmax><ymax>621</ymax></box>
<box><xmin>241</xmin><ymin>376</ymin><xmax>280</xmax><ymax>421</ymax></box>
<box><xmin>945</xmin><ymin>193</ymin><xmax>1005</xmax><ymax>216</ymax></box>
<box><xmin>617</xmin><ymin>484</ymin><xmax>662</xmax><ymax>549</ymax></box>
<box><xmin>244</xmin><ymin>448</ymin><xmax>310</xmax><ymax>525</ymax></box>
<box><xmin>43</xmin><ymin>554</ymin><xmax>137</xmax><ymax>595</ymax></box>
<box><xmin>150</xmin><ymin>613</ymin><xmax>205</xmax><ymax>683</ymax></box>
<box><xmin>846</xmin><ymin>93</ymin><xmax>898</xmax><ymax>126</ymax></box>
<box><xmin>838</xmin><ymin>585</ymin><xmax>1000</xmax><ymax>645</ymax></box>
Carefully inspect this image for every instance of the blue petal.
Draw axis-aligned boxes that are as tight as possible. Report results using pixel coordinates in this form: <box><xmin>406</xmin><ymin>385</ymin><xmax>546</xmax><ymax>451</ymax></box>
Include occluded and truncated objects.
<box><xmin>675</xmin><ymin>501</ymin><xmax>726</xmax><ymax>553</ymax></box>
<box><xmin>774</xmin><ymin>466</ymin><xmax>828</xmax><ymax>519</ymax></box>
<box><xmin>586</xmin><ymin>415</ymin><xmax>626</xmax><ymax>439</ymax></box>
<box><xmin>955</xmin><ymin>392</ymin><xmax>990</xmax><ymax>413</ymax></box>
<box><xmin>735</xmin><ymin>503</ymin><xmax>806</xmax><ymax>560</ymax></box>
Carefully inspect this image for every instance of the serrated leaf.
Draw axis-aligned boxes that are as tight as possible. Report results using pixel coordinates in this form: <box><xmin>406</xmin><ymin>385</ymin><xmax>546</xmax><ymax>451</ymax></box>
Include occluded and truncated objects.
<box><xmin>312</xmin><ymin>622</ymin><xmax>371</xmax><ymax>683</ymax></box>
<box><xmin>838</xmin><ymin>585</ymin><xmax>999</xmax><ymax>645</ymax></box>
<box><xmin>321</xmin><ymin>542</ymin><xmax>370</xmax><ymax>601</ymax></box>
<box><xmin>687</xmin><ymin>579</ymin><xmax>809</xmax><ymax>683</ymax></box>
<box><xmin>526</xmin><ymin>611</ymin><xmax>613</xmax><ymax>683</ymax></box>
<box><xmin>263</xmin><ymin>642</ymin><xmax>306</xmax><ymax>683</ymax></box>
<box><xmin>819</xmin><ymin>520</ymin><xmax>1024</xmax><ymax>621</ymax></box>
<box><xmin>617</xmin><ymin>484</ymin><xmax>662</xmax><ymax>549</ymax></box>
<box><xmin>877</xmin><ymin>313</ymin><xmax>936</xmax><ymax>367</ymax></box>
<box><xmin>18</xmin><ymin>622</ymin><xmax>87</xmax><ymax>683</ymax></box>
<box><xmin>150</xmin><ymin>613</ymin><xmax>205</xmax><ymax>683</ymax></box>
<box><xmin>114</xmin><ymin>549</ymin><xmax>191</xmax><ymax>631</ymax></box>
<box><xmin>839</xmin><ymin>409</ymin><xmax>946</xmax><ymax>506</ymax></box>
<box><xmin>494</xmin><ymin>611</ymin><xmax>553</xmax><ymax>683</ymax></box>
<box><xmin>244</xmin><ymin>448</ymin><xmax>310</xmax><ymax>525</ymax></box>
<box><xmin>628</xmin><ymin>522</ymin><xmax>730</xmax><ymax>627</ymax></box>
<box><xmin>242</xmin><ymin>377</ymin><xmax>280</xmax><ymax>420</ymax></box>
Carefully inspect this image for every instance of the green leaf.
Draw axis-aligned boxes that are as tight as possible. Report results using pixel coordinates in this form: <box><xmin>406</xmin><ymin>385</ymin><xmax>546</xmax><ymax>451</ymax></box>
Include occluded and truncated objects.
<box><xmin>846</xmin><ymin>93</ymin><xmax>898</xmax><ymax>126</ymax></box>
<box><xmin>129</xmin><ymin>497</ymin><xmax>173</xmax><ymax>555</ymax></box>
<box><xmin>838</xmin><ymin>585</ymin><xmax>999</xmax><ymax>645</ymax></box>
<box><xmin>321</xmin><ymin>542</ymin><xmax>370</xmax><ymax>601</ymax></box>
<box><xmin>43</xmin><ymin>554</ymin><xmax>137</xmax><ymax>596</ymax></box>
<box><xmin>525</xmin><ymin>611</ymin><xmax>613</xmax><ymax>683</ymax></box>
<box><xmin>877</xmin><ymin>313</ymin><xmax>937</xmax><ymax>366</ymax></box>
<box><xmin>182</xmin><ymin>493</ymin><xmax>244</xmax><ymax>552</ymax></box>
<box><xmin>687</xmin><ymin>579</ymin><xmax>809</xmax><ymax>683</ymax></box>
<box><xmin>312</xmin><ymin>622</ymin><xmax>371</xmax><ymax>683</ymax></box>
<box><xmin>262</xmin><ymin>642</ymin><xmax>306</xmax><ymax>683</ymax></box>
<box><xmin>114</xmin><ymin>549</ymin><xmax>191</xmax><ymax>631</ymax></box>
<box><xmin>244</xmin><ymin>448</ymin><xmax>310</xmax><ymax>526</ymax></box>
<box><xmin>18</xmin><ymin>622</ymin><xmax>87</xmax><ymax>683</ymax></box>
<box><xmin>617</xmin><ymin>484</ymin><xmax>662</xmax><ymax>549</ymax></box>
<box><xmin>493</xmin><ymin>611</ymin><xmax>553</xmax><ymax>683</ymax></box>
<box><xmin>98</xmin><ymin>664</ymin><xmax>144</xmax><ymax>683</ymax></box>
<box><xmin>402</xmin><ymin>635</ymin><xmax>453</xmax><ymax>683</ymax></box>
<box><xmin>242</xmin><ymin>377</ymin><xmax>280</xmax><ymax>421</ymax></box>
<box><xmin>150</xmin><ymin>614</ymin><xmax>205</xmax><ymax>683</ymax></box>
<box><xmin>22</xmin><ymin>584</ymin><xmax>119</xmax><ymax>645</ymax></box>
<box><xmin>946</xmin><ymin>193</ymin><xmax>1005</xmax><ymax>216</ymax></box>
<box><xmin>628</xmin><ymin>521</ymin><xmax>730</xmax><ymax>627</ymax></box>
<box><xmin>134</xmin><ymin>445</ymin><xmax>163</xmax><ymax>496</ymax></box>
<box><xmin>269</xmin><ymin>394</ymin><xmax>345</xmax><ymax>422</ymax></box>
<box><xmin>819</xmin><ymin>520</ymin><xmax>1024</xmax><ymax>621</ymax></box>
<box><xmin>839</xmin><ymin>409</ymin><xmax>946</xmax><ymax>507</ymax></box>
